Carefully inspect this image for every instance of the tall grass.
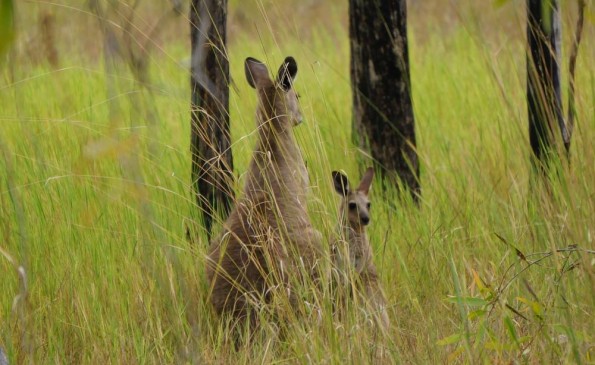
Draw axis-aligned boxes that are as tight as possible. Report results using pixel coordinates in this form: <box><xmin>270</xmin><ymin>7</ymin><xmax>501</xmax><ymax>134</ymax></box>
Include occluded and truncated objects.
<box><xmin>1</xmin><ymin>1</ymin><xmax>593</xmax><ymax>363</ymax></box>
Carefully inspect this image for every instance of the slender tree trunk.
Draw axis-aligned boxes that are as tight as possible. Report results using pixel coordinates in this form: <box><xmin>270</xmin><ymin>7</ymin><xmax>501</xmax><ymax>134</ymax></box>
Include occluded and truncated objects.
<box><xmin>527</xmin><ymin>0</ymin><xmax>566</xmax><ymax>174</ymax></box>
<box><xmin>190</xmin><ymin>0</ymin><xmax>234</xmax><ymax>240</ymax></box>
<box><xmin>349</xmin><ymin>0</ymin><xmax>419</xmax><ymax>201</ymax></box>
<box><xmin>565</xmin><ymin>0</ymin><xmax>585</xmax><ymax>155</ymax></box>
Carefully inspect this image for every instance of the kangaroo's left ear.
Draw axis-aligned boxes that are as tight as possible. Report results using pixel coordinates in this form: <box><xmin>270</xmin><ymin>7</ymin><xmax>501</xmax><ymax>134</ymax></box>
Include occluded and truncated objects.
<box><xmin>276</xmin><ymin>56</ymin><xmax>298</xmax><ymax>91</ymax></box>
<box><xmin>245</xmin><ymin>57</ymin><xmax>272</xmax><ymax>89</ymax></box>
<box><xmin>332</xmin><ymin>171</ymin><xmax>350</xmax><ymax>196</ymax></box>
<box><xmin>357</xmin><ymin>167</ymin><xmax>374</xmax><ymax>195</ymax></box>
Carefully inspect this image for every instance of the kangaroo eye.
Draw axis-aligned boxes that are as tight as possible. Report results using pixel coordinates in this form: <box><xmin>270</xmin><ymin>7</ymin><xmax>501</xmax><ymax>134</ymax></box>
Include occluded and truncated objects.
<box><xmin>367</xmin><ymin>202</ymin><xmax>371</xmax><ymax>210</ymax></box>
<box><xmin>348</xmin><ymin>202</ymin><xmax>357</xmax><ymax>211</ymax></box>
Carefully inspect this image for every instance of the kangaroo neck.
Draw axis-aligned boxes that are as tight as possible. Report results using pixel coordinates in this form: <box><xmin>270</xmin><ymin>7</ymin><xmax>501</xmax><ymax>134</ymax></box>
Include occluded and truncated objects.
<box><xmin>255</xmin><ymin>113</ymin><xmax>300</xmax><ymax>159</ymax></box>
<box><xmin>245</xmin><ymin>111</ymin><xmax>306</xmax><ymax>201</ymax></box>
<box><xmin>258</xmin><ymin>118</ymin><xmax>291</xmax><ymax>143</ymax></box>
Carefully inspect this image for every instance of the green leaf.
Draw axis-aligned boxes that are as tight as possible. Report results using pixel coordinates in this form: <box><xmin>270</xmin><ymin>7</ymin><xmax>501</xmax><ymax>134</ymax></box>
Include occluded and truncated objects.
<box><xmin>493</xmin><ymin>0</ymin><xmax>511</xmax><ymax>8</ymax></box>
<box><xmin>485</xmin><ymin>341</ymin><xmax>516</xmax><ymax>351</ymax></box>
<box><xmin>504</xmin><ymin>316</ymin><xmax>520</xmax><ymax>348</ymax></box>
<box><xmin>446</xmin><ymin>296</ymin><xmax>489</xmax><ymax>307</ymax></box>
<box><xmin>437</xmin><ymin>333</ymin><xmax>463</xmax><ymax>346</ymax></box>
<box><xmin>471</xmin><ymin>269</ymin><xmax>485</xmax><ymax>290</ymax></box>
<box><xmin>0</xmin><ymin>0</ymin><xmax>15</xmax><ymax>56</ymax></box>
<box><xmin>474</xmin><ymin>319</ymin><xmax>488</xmax><ymax>349</ymax></box>
<box><xmin>517</xmin><ymin>296</ymin><xmax>544</xmax><ymax>317</ymax></box>
<box><xmin>468</xmin><ymin>309</ymin><xmax>487</xmax><ymax>320</ymax></box>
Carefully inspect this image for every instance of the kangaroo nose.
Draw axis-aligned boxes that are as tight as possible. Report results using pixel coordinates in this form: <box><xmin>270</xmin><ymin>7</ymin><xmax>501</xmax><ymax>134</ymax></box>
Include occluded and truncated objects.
<box><xmin>361</xmin><ymin>216</ymin><xmax>370</xmax><ymax>225</ymax></box>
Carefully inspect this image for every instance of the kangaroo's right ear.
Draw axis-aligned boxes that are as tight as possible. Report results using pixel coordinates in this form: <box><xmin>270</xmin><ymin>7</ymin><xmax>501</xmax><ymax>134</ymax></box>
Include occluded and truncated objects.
<box><xmin>332</xmin><ymin>171</ymin><xmax>350</xmax><ymax>196</ymax></box>
<box><xmin>277</xmin><ymin>56</ymin><xmax>298</xmax><ymax>91</ymax></box>
<box><xmin>245</xmin><ymin>57</ymin><xmax>272</xmax><ymax>89</ymax></box>
<box><xmin>357</xmin><ymin>167</ymin><xmax>374</xmax><ymax>195</ymax></box>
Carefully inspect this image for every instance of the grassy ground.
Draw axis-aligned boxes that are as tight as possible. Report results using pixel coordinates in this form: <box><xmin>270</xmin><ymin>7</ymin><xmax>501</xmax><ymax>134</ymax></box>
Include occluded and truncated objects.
<box><xmin>1</xmin><ymin>0</ymin><xmax>594</xmax><ymax>363</ymax></box>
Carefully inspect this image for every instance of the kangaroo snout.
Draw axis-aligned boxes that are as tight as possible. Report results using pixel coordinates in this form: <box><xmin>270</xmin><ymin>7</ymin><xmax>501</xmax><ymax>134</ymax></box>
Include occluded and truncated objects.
<box><xmin>360</xmin><ymin>215</ymin><xmax>370</xmax><ymax>225</ymax></box>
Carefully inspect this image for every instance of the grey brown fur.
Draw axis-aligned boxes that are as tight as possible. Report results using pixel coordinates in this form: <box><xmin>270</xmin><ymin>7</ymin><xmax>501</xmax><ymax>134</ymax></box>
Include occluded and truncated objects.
<box><xmin>331</xmin><ymin>168</ymin><xmax>390</xmax><ymax>330</ymax></box>
<box><xmin>0</xmin><ymin>347</ymin><xmax>7</xmax><ymax>365</ymax></box>
<box><xmin>206</xmin><ymin>57</ymin><xmax>322</xmax><ymax>325</ymax></box>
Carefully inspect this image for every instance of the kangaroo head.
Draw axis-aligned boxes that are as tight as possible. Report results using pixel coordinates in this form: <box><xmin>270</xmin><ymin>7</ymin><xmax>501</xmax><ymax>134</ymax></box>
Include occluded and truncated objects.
<box><xmin>245</xmin><ymin>56</ymin><xmax>302</xmax><ymax>128</ymax></box>
<box><xmin>332</xmin><ymin>167</ymin><xmax>374</xmax><ymax>229</ymax></box>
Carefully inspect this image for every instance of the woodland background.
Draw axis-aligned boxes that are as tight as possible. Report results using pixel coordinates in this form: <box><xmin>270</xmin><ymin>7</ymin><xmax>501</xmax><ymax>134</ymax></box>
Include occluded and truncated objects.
<box><xmin>0</xmin><ymin>0</ymin><xmax>594</xmax><ymax>363</ymax></box>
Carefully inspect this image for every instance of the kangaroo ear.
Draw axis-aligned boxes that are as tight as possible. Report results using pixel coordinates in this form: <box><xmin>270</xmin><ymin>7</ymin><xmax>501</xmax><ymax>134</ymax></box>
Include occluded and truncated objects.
<box><xmin>276</xmin><ymin>56</ymin><xmax>298</xmax><ymax>91</ymax></box>
<box><xmin>332</xmin><ymin>171</ymin><xmax>350</xmax><ymax>196</ymax></box>
<box><xmin>245</xmin><ymin>57</ymin><xmax>271</xmax><ymax>89</ymax></box>
<box><xmin>357</xmin><ymin>167</ymin><xmax>374</xmax><ymax>194</ymax></box>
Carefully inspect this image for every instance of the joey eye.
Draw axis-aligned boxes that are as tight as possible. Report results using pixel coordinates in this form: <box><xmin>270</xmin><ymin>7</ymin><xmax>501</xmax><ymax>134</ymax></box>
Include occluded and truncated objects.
<box><xmin>366</xmin><ymin>202</ymin><xmax>371</xmax><ymax>210</ymax></box>
<box><xmin>348</xmin><ymin>202</ymin><xmax>357</xmax><ymax>211</ymax></box>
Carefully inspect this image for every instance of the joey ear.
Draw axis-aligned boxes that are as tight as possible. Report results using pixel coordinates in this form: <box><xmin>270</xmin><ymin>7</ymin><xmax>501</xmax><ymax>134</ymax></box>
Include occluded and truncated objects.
<box><xmin>245</xmin><ymin>57</ymin><xmax>271</xmax><ymax>89</ymax></box>
<box><xmin>276</xmin><ymin>56</ymin><xmax>298</xmax><ymax>91</ymax></box>
<box><xmin>332</xmin><ymin>171</ymin><xmax>350</xmax><ymax>196</ymax></box>
<box><xmin>357</xmin><ymin>167</ymin><xmax>374</xmax><ymax>194</ymax></box>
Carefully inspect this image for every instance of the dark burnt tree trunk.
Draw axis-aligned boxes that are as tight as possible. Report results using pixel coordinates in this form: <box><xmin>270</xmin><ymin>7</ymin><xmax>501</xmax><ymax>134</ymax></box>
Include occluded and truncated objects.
<box><xmin>349</xmin><ymin>0</ymin><xmax>420</xmax><ymax>201</ymax></box>
<box><xmin>527</xmin><ymin>0</ymin><xmax>566</xmax><ymax>174</ymax></box>
<box><xmin>190</xmin><ymin>0</ymin><xmax>234</xmax><ymax>240</ymax></box>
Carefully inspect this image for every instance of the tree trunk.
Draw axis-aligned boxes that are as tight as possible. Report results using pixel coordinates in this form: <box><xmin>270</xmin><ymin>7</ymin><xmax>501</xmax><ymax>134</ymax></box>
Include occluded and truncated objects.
<box><xmin>527</xmin><ymin>0</ymin><xmax>566</xmax><ymax>174</ymax></box>
<box><xmin>349</xmin><ymin>0</ymin><xmax>420</xmax><ymax>201</ymax></box>
<box><xmin>190</xmin><ymin>0</ymin><xmax>234</xmax><ymax>241</ymax></box>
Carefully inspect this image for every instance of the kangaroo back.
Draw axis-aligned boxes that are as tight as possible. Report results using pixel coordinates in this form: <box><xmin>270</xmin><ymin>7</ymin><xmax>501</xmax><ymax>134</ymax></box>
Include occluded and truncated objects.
<box><xmin>206</xmin><ymin>57</ymin><xmax>322</xmax><ymax>329</ymax></box>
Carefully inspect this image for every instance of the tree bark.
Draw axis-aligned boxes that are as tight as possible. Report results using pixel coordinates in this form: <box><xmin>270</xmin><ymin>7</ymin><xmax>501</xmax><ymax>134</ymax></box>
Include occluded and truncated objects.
<box><xmin>566</xmin><ymin>0</ymin><xmax>585</xmax><ymax>156</ymax></box>
<box><xmin>349</xmin><ymin>0</ymin><xmax>419</xmax><ymax>201</ymax></box>
<box><xmin>190</xmin><ymin>0</ymin><xmax>234</xmax><ymax>240</ymax></box>
<box><xmin>526</xmin><ymin>0</ymin><xmax>566</xmax><ymax>173</ymax></box>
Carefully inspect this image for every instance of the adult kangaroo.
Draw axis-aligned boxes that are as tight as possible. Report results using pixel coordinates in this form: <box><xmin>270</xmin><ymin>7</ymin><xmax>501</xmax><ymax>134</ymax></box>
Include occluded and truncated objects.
<box><xmin>206</xmin><ymin>57</ymin><xmax>322</xmax><ymax>328</ymax></box>
<box><xmin>331</xmin><ymin>168</ymin><xmax>390</xmax><ymax>331</ymax></box>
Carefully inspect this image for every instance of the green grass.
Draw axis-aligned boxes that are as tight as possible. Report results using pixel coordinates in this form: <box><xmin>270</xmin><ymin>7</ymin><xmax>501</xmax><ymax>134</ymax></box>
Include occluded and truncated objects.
<box><xmin>1</xmin><ymin>1</ymin><xmax>594</xmax><ymax>363</ymax></box>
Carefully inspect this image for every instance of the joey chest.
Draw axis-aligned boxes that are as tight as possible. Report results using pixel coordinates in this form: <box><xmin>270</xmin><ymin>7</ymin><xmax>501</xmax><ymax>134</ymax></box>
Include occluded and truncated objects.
<box><xmin>334</xmin><ymin>227</ymin><xmax>373</xmax><ymax>275</ymax></box>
